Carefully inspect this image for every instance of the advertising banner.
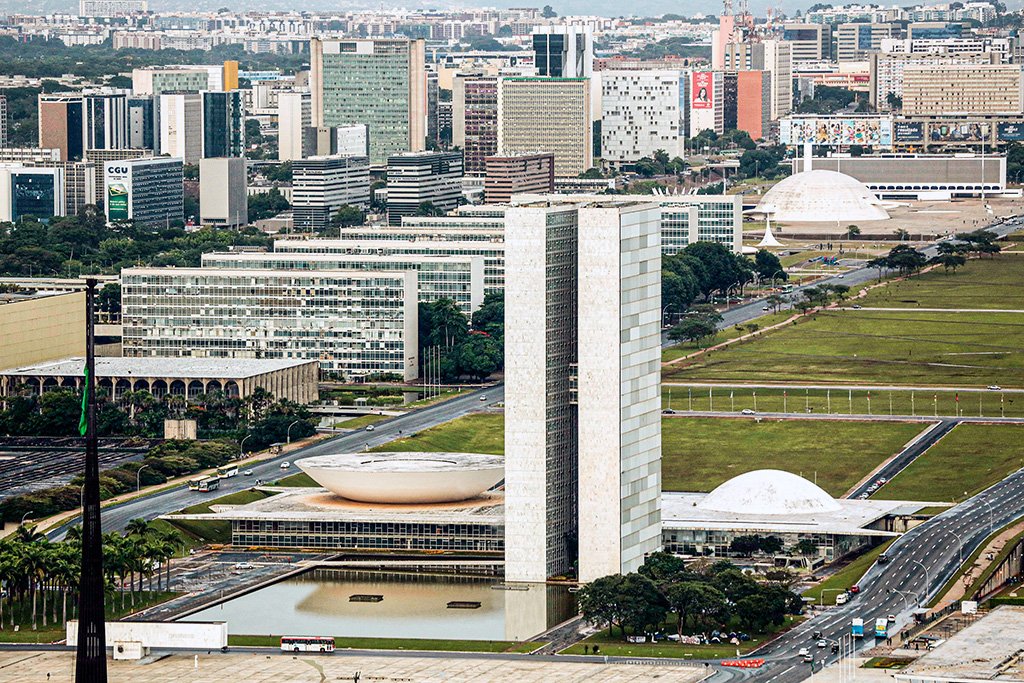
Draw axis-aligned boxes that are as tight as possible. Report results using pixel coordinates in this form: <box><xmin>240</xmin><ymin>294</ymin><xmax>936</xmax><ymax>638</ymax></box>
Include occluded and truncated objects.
<box><xmin>997</xmin><ymin>122</ymin><xmax>1024</xmax><ymax>142</ymax></box>
<box><xmin>893</xmin><ymin>121</ymin><xmax>924</xmax><ymax>143</ymax></box>
<box><xmin>692</xmin><ymin>71</ymin><xmax>713</xmax><ymax>110</ymax></box>
<box><xmin>105</xmin><ymin>163</ymin><xmax>131</xmax><ymax>221</ymax></box>
<box><xmin>929</xmin><ymin>122</ymin><xmax>988</xmax><ymax>143</ymax></box>
<box><xmin>780</xmin><ymin>117</ymin><xmax>892</xmax><ymax>147</ymax></box>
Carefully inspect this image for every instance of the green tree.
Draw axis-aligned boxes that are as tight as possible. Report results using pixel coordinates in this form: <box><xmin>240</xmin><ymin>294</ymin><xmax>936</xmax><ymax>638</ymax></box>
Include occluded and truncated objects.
<box><xmin>415</xmin><ymin>201</ymin><xmax>445</xmax><ymax>217</ymax></box>
<box><xmin>753</xmin><ymin>249</ymin><xmax>786</xmax><ymax>281</ymax></box>
<box><xmin>454</xmin><ymin>334</ymin><xmax>502</xmax><ymax>381</ymax></box>
<box><xmin>542</xmin><ymin>4</ymin><xmax>557</xmax><ymax>17</ymax></box>
<box><xmin>470</xmin><ymin>292</ymin><xmax>504</xmax><ymax>339</ymax></box>
<box><xmin>846</xmin><ymin>225</ymin><xmax>861</xmax><ymax>239</ymax></box>
<box><xmin>329</xmin><ymin>205</ymin><xmax>364</xmax><ymax>230</ymax></box>
<box><xmin>668</xmin><ymin>316</ymin><xmax>718</xmax><ymax>347</ymax></box>
<box><xmin>666</xmin><ymin>582</ymin><xmax>728</xmax><ymax>635</ymax></box>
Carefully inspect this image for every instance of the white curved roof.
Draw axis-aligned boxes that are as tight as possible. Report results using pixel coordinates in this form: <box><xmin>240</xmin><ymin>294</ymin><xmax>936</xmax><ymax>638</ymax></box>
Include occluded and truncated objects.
<box><xmin>754</xmin><ymin>170</ymin><xmax>889</xmax><ymax>222</ymax></box>
<box><xmin>296</xmin><ymin>452</ymin><xmax>504</xmax><ymax>504</ymax></box>
<box><xmin>698</xmin><ymin>469</ymin><xmax>842</xmax><ymax>516</ymax></box>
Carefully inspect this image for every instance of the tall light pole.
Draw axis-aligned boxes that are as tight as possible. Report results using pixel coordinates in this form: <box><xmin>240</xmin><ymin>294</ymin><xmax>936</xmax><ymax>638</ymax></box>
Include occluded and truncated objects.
<box><xmin>950</xmin><ymin>530</ymin><xmax>965</xmax><ymax>566</ymax></box>
<box><xmin>286</xmin><ymin>420</ymin><xmax>301</xmax><ymax>444</ymax></box>
<box><xmin>240</xmin><ymin>434</ymin><xmax>252</xmax><ymax>458</ymax></box>
<box><xmin>135</xmin><ymin>465</ymin><xmax>149</xmax><ymax>493</ymax></box>
<box><xmin>20</xmin><ymin>510</ymin><xmax>34</xmax><ymax>526</ymax></box>
<box><xmin>77</xmin><ymin>278</ymin><xmax>107</xmax><ymax>682</ymax></box>
<box><xmin>910</xmin><ymin>558</ymin><xmax>931</xmax><ymax>599</ymax></box>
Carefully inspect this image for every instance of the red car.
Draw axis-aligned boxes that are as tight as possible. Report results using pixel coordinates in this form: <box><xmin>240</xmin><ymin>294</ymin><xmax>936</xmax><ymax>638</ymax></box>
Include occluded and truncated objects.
<box><xmin>849</xmin><ymin>585</ymin><xmax>861</xmax><ymax>594</ymax></box>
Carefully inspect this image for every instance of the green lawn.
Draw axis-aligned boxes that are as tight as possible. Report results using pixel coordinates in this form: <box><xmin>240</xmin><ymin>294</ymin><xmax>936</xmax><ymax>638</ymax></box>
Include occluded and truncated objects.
<box><xmin>662</xmin><ymin>418</ymin><xmax>924</xmax><ymax>494</ymax></box>
<box><xmin>662</xmin><ymin>309</ymin><xmax>1024</xmax><ymax>387</ymax></box>
<box><xmin>338</xmin><ymin>414</ymin><xmax>390</xmax><ymax>429</ymax></box>
<box><xmin>228</xmin><ymin>634</ymin><xmax>543</xmax><ymax>653</ymax></box>
<box><xmin>858</xmin><ymin>255</ymin><xmax>1024</xmax><ymax>309</ymax></box>
<box><xmin>662</xmin><ymin>310</ymin><xmax>797</xmax><ymax>362</ymax></box>
<box><xmin>274</xmin><ymin>471</ymin><xmax>319</xmax><ymax>487</ymax></box>
<box><xmin>181</xmin><ymin>489</ymin><xmax>273</xmax><ymax>515</ymax></box>
<box><xmin>167</xmin><ymin>489</ymin><xmax>276</xmax><ymax>544</ymax></box>
<box><xmin>880</xmin><ymin>423</ymin><xmax>1024</xmax><ymax>502</ymax></box>
<box><xmin>802</xmin><ymin>541</ymin><xmax>893</xmax><ymax>606</ymax></box>
<box><xmin>662</xmin><ymin>385</ymin><xmax>1024</xmax><ymax>418</ymax></box>
<box><xmin>373</xmin><ymin>413</ymin><xmax>504</xmax><ymax>455</ymax></box>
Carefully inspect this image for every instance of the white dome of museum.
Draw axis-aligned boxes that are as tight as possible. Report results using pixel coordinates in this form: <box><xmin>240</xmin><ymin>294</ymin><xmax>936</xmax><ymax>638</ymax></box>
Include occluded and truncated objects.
<box><xmin>697</xmin><ymin>469</ymin><xmax>843</xmax><ymax>516</ymax></box>
<box><xmin>753</xmin><ymin>169</ymin><xmax>890</xmax><ymax>222</ymax></box>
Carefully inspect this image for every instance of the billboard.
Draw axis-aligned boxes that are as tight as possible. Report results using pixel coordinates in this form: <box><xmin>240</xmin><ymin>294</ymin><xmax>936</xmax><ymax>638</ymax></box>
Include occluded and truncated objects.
<box><xmin>997</xmin><ymin>122</ymin><xmax>1024</xmax><ymax>142</ymax></box>
<box><xmin>105</xmin><ymin>163</ymin><xmax>132</xmax><ymax>221</ymax></box>
<box><xmin>929</xmin><ymin>122</ymin><xmax>988</xmax><ymax>143</ymax></box>
<box><xmin>780</xmin><ymin>117</ymin><xmax>892</xmax><ymax>147</ymax></box>
<box><xmin>692</xmin><ymin>71</ymin><xmax>713</xmax><ymax>110</ymax></box>
<box><xmin>893</xmin><ymin>121</ymin><xmax>924</xmax><ymax>143</ymax></box>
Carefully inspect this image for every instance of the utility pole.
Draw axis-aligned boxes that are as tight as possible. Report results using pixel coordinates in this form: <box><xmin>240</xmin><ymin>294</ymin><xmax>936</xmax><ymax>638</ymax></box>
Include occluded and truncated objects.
<box><xmin>76</xmin><ymin>279</ymin><xmax>107</xmax><ymax>682</ymax></box>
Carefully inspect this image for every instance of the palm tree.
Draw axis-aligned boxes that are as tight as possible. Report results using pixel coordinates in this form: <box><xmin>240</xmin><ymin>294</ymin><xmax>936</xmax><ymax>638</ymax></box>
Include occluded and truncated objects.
<box><xmin>125</xmin><ymin>518</ymin><xmax>151</xmax><ymax>539</ymax></box>
<box><xmin>19</xmin><ymin>543</ymin><xmax>47</xmax><ymax>631</ymax></box>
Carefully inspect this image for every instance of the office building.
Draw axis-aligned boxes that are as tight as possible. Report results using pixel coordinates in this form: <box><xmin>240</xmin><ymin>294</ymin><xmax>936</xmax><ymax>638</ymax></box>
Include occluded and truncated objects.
<box><xmin>452</xmin><ymin>74</ymin><xmax>498</xmax><ymax>175</ymax></box>
<box><xmin>504</xmin><ymin>199</ymin><xmax>662</xmax><ymax>583</ymax></box>
<box><xmin>484</xmin><ymin>153</ymin><xmax>554</xmax><ymax>203</ymax></box>
<box><xmin>201</xmin><ymin>90</ymin><xmax>245</xmax><ymax>158</ymax></box>
<box><xmin>78</xmin><ymin>0</ymin><xmax>146</xmax><ymax>16</ymax></box>
<box><xmin>902</xmin><ymin>63</ymin><xmax>1024</xmax><ymax>115</ymax></box>
<box><xmin>223</xmin><ymin>61</ymin><xmax>239</xmax><ymax>92</ymax></box>
<box><xmin>0</xmin><ymin>95</ymin><xmax>6</xmax><ymax>148</ymax></box>
<box><xmin>736</xmin><ymin>71</ymin><xmax>772</xmax><ymax>140</ymax></box>
<box><xmin>132</xmin><ymin>67</ymin><xmax>209</xmax><ymax>96</ymax></box>
<box><xmin>0</xmin><ymin>166</ymin><xmax>64</xmax><ymax>222</ymax></box>
<box><xmin>103</xmin><ymin>157</ymin><xmax>183</xmax><ymax>226</ymax></box>
<box><xmin>121</xmin><ymin>267</ymin><xmax>419</xmax><ymax>381</ymax></box>
<box><xmin>277</xmin><ymin>91</ymin><xmax>311</xmax><ymax>162</ymax></box>
<box><xmin>199</xmin><ymin>157</ymin><xmax>247</xmax><ymax>227</ymax></box>
<box><xmin>310</xmin><ymin>38</ymin><xmax>427</xmax><ymax>164</ymax></box>
<box><xmin>601</xmin><ymin>71</ymin><xmax>684</xmax><ymax>165</ymax></box>
<box><xmin>531</xmin><ymin>25</ymin><xmax>593</xmax><ymax>79</ymax></box>
<box><xmin>292</xmin><ymin>155</ymin><xmax>371</xmax><ymax>232</ymax></box>
<box><xmin>335</xmin><ymin>125</ymin><xmax>369</xmax><ymax>157</ymax></box>
<box><xmin>689</xmin><ymin>71</ymin><xmax>725</xmax><ymax>136</ymax></box>
<box><xmin>201</xmin><ymin>250</ymin><xmax>485</xmax><ymax>314</ymax></box>
<box><xmin>38</xmin><ymin>94</ymin><xmax>84</xmax><ymax>161</ymax></box>
<box><xmin>782</xmin><ymin>23</ymin><xmax>832</xmax><ymax>62</ymax></box>
<box><xmin>386</xmin><ymin>151</ymin><xmax>464</xmax><ymax>226</ymax></box>
<box><xmin>723</xmin><ymin>40</ymin><xmax>793</xmax><ymax>120</ymax></box>
<box><xmin>0</xmin><ymin>291</ymin><xmax>85</xmax><ymax>371</ymax></box>
<box><xmin>497</xmin><ymin>77</ymin><xmax>591</xmax><ymax>178</ymax></box>
<box><xmin>158</xmin><ymin>93</ymin><xmax>203</xmax><ymax>163</ymax></box>
<box><xmin>836</xmin><ymin>23</ymin><xmax>900</xmax><ymax>62</ymax></box>
<box><xmin>127</xmin><ymin>96</ymin><xmax>155</xmax><ymax>150</ymax></box>
<box><xmin>83</xmin><ymin>91</ymin><xmax>129</xmax><ymax>151</ymax></box>
<box><xmin>869</xmin><ymin>52</ymin><xmax>999</xmax><ymax>110</ymax></box>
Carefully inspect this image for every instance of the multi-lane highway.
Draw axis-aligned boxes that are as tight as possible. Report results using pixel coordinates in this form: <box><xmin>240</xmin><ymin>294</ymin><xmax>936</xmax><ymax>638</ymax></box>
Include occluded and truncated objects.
<box><xmin>47</xmin><ymin>384</ymin><xmax>502</xmax><ymax>540</ymax></box>
<box><xmin>743</xmin><ymin>466</ymin><xmax>1024</xmax><ymax>683</ymax></box>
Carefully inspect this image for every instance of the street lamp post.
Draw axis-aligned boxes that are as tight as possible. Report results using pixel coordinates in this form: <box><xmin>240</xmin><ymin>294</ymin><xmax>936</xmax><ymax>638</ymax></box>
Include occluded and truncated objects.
<box><xmin>662</xmin><ymin>304</ymin><xmax>676</xmax><ymax>327</ymax></box>
<box><xmin>950</xmin><ymin>530</ymin><xmax>965</xmax><ymax>566</ymax></box>
<box><xmin>20</xmin><ymin>510</ymin><xmax>33</xmax><ymax>526</ymax></box>
<box><xmin>286</xmin><ymin>420</ymin><xmax>301</xmax><ymax>444</ymax></box>
<box><xmin>136</xmin><ymin>465</ymin><xmax>149</xmax><ymax>493</ymax></box>
<box><xmin>240</xmin><ymin>434</ymin><xmax>252</xmax><ymax>458</ymax></box>
<box><xmin>910</xmin><ymin>559</ymin><xmax>931</xmax><ymax>598</ymax></box>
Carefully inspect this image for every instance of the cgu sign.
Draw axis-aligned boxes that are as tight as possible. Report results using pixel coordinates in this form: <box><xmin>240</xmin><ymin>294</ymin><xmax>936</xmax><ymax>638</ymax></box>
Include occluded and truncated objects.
<box><xmin>105</xmin><ymin>164</ymin><xmax>132</xmax><ymax>221</ymax></box>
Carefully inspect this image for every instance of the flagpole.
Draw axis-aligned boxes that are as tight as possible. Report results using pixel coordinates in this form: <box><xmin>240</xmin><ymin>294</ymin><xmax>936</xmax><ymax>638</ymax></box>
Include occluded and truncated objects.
<box><xmin>76</xmin><ymin>278</ymin><xmax>107</xmax><ymax>682</ymax></box>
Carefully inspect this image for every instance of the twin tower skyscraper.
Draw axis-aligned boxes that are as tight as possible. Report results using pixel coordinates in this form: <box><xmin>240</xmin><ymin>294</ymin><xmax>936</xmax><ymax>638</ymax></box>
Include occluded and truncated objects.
<box><xmin>504</xmin><ymin>199</ymin><xmax>663</xmax><ymax>583</ymax></box>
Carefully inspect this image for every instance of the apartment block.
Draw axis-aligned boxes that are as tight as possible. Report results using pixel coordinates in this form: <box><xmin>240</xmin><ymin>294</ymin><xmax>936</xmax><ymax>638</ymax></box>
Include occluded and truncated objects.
<box><xmin>121</xmin><ymin>267</ymin><xmax>419</xmax><ymax>381</ymax></box>
<box><xmin>902</xmin><ymin>63</ymin><xmax>1024</xmax><ymax>115</ymax></box>
<box><xmin>497</xmin><ymin>77</ymin><xmax>592</xmax><ymax>178</ymax></box>
<box><xmin>483</xmin><ymin>153</ymin><xmax>554</xmax><ymax>203</ymax></box>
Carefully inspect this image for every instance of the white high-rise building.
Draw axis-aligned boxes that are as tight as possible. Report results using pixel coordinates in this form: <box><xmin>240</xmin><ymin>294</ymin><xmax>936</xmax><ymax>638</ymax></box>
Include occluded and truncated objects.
<box><xmin>277</xmin><ymin>91</ymin><xmax>311</xmax><ymax>162</ymax></box>
<box><xmin>504</xmin><ymin>199</ymin><xmax>662</xmax><ymax>583</ymax></box>
<box><xmin>291</xmin><ymin>155</ymin><xmax>371</xmax><ymax>232</ymax></box>
<box><xmin>601</xmin><ymin>71</ymin><xmax>684</xmax><ymax>166</ymax></box>
<box><xmin>199</xmin><ymin>157</ymin><xmax>247</xmax><ymax>228</ymax></box>
<box><xmin>158</xmin><ymin>93</ymin><xmax>202</xmax><ymax>164</ymax></box>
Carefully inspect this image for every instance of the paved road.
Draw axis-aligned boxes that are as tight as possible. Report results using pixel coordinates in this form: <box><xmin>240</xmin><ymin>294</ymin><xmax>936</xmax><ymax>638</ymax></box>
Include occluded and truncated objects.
<box><xmin>847</xmin><ymin>419</ymin><xmax>956</xmax><ymax>499</ymax></box>
<box><xmin>46</xmin><ymin>385</ymin><xmax>502</xmax><ymax>541</ymax></box>
<box><xmin>747</xmin><ymin>465</ymin><xmax>1024</xmax><ymax>683</ymax></box>
<box><xmin>662</xmin><ymin>410</ymin><xmax>1024</xmax><ymax>424</ymax></box>
<box><xmin>663</xmin><ymin>381</ymin><xmax>1024</xmax><ymax>393</ymax></box>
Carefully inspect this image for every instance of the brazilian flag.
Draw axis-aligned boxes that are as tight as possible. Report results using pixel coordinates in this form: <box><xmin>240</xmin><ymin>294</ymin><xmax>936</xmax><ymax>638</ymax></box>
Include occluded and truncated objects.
<box><xmin>79</xmin><ymin>366</ymin><xmax>89</xmax><ymax>437</ymax></box>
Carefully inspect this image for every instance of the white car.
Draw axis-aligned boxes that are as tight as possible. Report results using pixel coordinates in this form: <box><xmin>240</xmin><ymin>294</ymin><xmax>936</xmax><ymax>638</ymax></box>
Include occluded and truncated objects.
<box><xmin>280</xmin><ymin>461</ymin><xmax>291</xmax><ymax>469</ymax></box>
<box><xmin>816</xmin><ymin>639</ymin><xmax>827</xmax><ymax>648</ymax></box>
<box><xmin>233</xmin><ymin>562</ymin><xmax>254</xmax><ymax>570</ymax></box>
<box><xmin>798</xmin><ymin>648</ymin><xmax>810</xmax><ymax>657</ymax></box>
<box><xmin>243</xmin><ymin>469</ymin><xmax>253</xmax><ymax>476</ymax></box>
<box><xmin>479</xmin><ymin>395</ymin><xmax>488</xmax><ymax>401</ymax></box>
<box><xmin>887</xmin><ymin>614</ymin><xmax>896</xmax><ymax>623</ymax></box>
<box><xmin>988</xmin><ymin>385</ymin><xmax>1002</xmax><ymax>391</ymax></box>
<box><xmin>365</xmin><ymin>424</ymin><xmax>375</xmax><ymax>432</ymax></box>
<box><xmin>741</xmin><ymin>408</ymin><xmax>756</xmax><ymax>415</ymax></box>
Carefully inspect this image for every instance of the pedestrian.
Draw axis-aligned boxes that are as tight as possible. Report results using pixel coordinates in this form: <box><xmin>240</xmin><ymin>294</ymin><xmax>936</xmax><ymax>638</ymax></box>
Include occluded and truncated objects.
<box><xmin>583</xmin><ymin>645</ymin><xmax>589</xmax><ymax>655</ymax></box>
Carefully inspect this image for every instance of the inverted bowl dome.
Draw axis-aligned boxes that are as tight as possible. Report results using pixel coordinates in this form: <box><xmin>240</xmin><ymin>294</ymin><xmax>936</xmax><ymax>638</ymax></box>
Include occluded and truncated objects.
<box><xmin>295</xmin><ymin>452</ymin><xmax>504</xmax><ymax>504</ymax></box>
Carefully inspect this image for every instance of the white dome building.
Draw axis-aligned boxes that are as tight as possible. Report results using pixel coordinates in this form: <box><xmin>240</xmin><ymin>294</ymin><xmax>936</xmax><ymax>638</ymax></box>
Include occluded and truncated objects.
<box><xmin>698</xmin><ymin>469</ymin><xmax>843</xmax><ymax>516</ymax></box>
<box><xmin>752</xmin><ymin>169</ymin><xmax>890</xmax><ymax>222</ymax></box>
<box><xmin>296</xmin><ymin>452</ymin><xmax>504</xmax><ymax>504</ymax></box>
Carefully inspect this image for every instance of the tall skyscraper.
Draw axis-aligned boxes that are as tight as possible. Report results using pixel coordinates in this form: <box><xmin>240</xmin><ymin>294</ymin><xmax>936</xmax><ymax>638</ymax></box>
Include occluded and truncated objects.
<box><xmin>724</xmin><ymin>40</ymin><xmax>793</xmax><ymax>120</ymax></box>
<box><xmin>310</xmin><ymin>38</ymin><xmax>427</xmax><ymax>164</ymax></box>
<box><xmin>201</xmin><ymin>90</ymin><xmax>245</xmax><ymax>158</ymax></box>
<box><xmin>0</xmin><ymin>95</ymin><xmax>7</xmax><ymax>148</ymax></box>
<box><xmin>504</xmin><ymin>199</ymin><xmax>662</xmax><ymax>583</ymax></box>
<box><xmin>83</xmin><ymin>91</ymin><xmax>129</xmax><ymax>152</ymax></box>
<box><xmin>278</xmin><ymin>91</ymin><xmax>311</xmax><ymax>162</ymax></box>
<box><xmin>497</xmin><ymin>77</ymin><xmax>591</xmax><ymax>178</ymax></box>
<box><xmin>38</xmin><ymin>94</ymin><xmax>84</xmax><ymax>161</ymax></box>
<box><xmin>601</xmin><ymin>71</ymin><xmax>685</xmax><ymax>166</ymax></box>
<box><xmin>531</xmin><ymin>25</ymin><xmax>594</xmax><ymax>79</ymax></box>
<box><xmin>452</xmin><ymin>74</ymin><xmax>498</xmax><ymax>175</ymax></box>
<box><xmin>158</xmin><ymin>93</ymin><xmax>203</xmax><ymax>164</ymax></box>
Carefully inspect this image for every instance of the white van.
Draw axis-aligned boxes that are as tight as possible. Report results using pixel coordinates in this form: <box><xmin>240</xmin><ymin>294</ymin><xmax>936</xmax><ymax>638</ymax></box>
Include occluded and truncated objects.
<box><xmin>835</xmin><ymin>592</ymin><xmax>850</xmax><ymax>605</ymax></box>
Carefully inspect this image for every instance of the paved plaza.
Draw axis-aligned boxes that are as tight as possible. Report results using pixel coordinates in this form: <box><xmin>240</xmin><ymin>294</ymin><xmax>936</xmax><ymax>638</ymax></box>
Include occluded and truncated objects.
<box><xmin>0</xmin><ymin>651</ymin><xmax>711</xmax><ymax>682</ymax></box>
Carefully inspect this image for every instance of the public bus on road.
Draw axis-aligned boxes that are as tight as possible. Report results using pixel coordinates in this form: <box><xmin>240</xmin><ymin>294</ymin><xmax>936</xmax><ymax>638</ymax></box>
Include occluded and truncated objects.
<box><xmin>187</xmin><ymin>476</ymin><xmax>221</xmax><ymax>492</ymax></box>
<box><xmin>217</xmin><ymin>465</ymin><xmax>239</xmax><ymax>478</ymax></box>
<box><xmin>281</xmin><ymin>636</ymin><xmax>335</xmax><ymax>652</ymax></box>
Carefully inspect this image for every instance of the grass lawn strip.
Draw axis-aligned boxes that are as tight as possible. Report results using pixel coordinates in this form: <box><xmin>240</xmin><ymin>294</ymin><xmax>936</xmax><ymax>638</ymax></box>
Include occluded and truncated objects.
<box><xmin>372</xmin><ymin>413</ymin><xmax>504</xmax><ymax>455</ymax></box>
<box><xmin>879</xmin><ymin>424</ymin><xmax>1024</xmax><ymax>503</ymax></box>
<box><xmin>228</xmin><ymin>634</ymin><xmax>543</xmax><ymax>653</ymax></box>
<box><xmin>336</xmin><ymin>414</ymin><xmax>390</xmax><ymax>429</ymax></box>
<box><xmin>857</xmin><ymin>255</ymin><xmax>1024</xmax><ymax>310</ymax></box>
<box><xmin>802</xmin><ymin>541</ymin><xmax>894</xmax><ymax>606</ymax></box>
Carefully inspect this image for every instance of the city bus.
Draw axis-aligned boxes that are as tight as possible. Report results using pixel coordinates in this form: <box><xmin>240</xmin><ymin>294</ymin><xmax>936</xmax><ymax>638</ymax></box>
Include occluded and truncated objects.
<box><xmin>280</xmin><ymin>636</ymin><xmax>335</xmax><ymax>653</ymax></box>
<box><xmin>187</xmin><ymin>476</ymin><xmax>221</xmax><ymax>492</ymax></box>
<box><xmin>217</xmin><ymin>465</ymin><xmax>239</xmax><ymax>478</ymax></box>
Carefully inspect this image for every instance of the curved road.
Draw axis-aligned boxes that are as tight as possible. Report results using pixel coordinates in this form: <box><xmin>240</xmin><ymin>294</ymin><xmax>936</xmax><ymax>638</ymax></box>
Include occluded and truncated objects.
<box><xmin>47</xmin><ymin>385</ymin><xmax>503</xmax><ymax>541</ymax></box>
